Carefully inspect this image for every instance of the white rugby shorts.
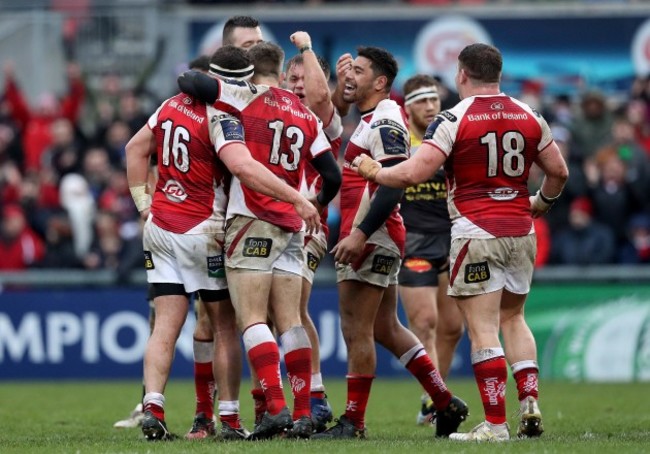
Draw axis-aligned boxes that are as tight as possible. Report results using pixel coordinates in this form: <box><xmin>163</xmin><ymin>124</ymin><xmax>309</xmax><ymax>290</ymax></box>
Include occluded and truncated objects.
<box><xmin>143</xmin><ymin>218</ymin><xmax>227</xmax><ymax>293</ymax></box>
<box><xmin>448</xmin><ymin>234</ymin><xmax>536</xmax><ymax>296</ymax></box>
<box><xmin>225</xmin><ymin>216</ymin><xmax>304</xmax><ymax>276</ymax></box>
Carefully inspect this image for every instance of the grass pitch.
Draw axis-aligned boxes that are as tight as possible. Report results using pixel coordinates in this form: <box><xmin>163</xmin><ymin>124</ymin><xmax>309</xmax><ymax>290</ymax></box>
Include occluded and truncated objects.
<box><xmin>0</xmin><ymin>378</ymin><xmax>648</xmax><ymax>453</ymax></box>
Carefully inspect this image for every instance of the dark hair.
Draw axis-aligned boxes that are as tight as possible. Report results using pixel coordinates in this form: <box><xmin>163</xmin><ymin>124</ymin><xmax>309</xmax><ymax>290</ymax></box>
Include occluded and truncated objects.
<box><xmin>188</xmin><ymin>55</ymin><xmax>211</xmax><ymax>72</ymax></box>
<box><xmin>222</xmin><ymin>16</ymin><xmax>260</xmax><ymax>45</ymax></box>
<box><xmin>357</xmin><ymin>46</ymin><xmax>398</xmax><ymax>93</ymax></box>
<box><xmin>457</xmin><ymin>43</ymin><xmax>502</xmax><ymax>84</ymax></box>
<box><xmin>403</xmin><ymin>74</ymin><xmax>438</xmax><ymax>97</ymax></box>
<box><xmin>285</xmin><ymin>54</ymin><xmax>331</xmax><ymax>80</ymax></box>
<box><xmin>210</xmin><ymin>45</ymin><xmax>251</xmax><ymax>70</ymax></box>
<box><xmin>248</xmin><ymin>42</ymin><xmax>284</xmax><ymax>79</ymax></box>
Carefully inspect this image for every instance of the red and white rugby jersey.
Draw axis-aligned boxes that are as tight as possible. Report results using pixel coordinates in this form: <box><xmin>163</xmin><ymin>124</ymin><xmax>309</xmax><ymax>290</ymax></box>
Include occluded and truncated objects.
<box><xmin>422</xmin><ymin>94</ymin><xmax>553</xmax><ymax>239</ymax></box>
<box><xmin>148</xmin><ymin>93</ymin><xmax>245</xmax><ymax>234</ymax></box>
<box><xmin>340</xmin><ymin>99</ymin><xmax>410</xmax><ymax>255</ymax></box>
<box><xmin>300</xmin><ymin>109</ymin><xmax>343</xmax><ymax>238</ymax></box>
<box><xmin>211</xmin><ymin>81</ymin><xmax>331</xmax><ymax>232</ymax></box>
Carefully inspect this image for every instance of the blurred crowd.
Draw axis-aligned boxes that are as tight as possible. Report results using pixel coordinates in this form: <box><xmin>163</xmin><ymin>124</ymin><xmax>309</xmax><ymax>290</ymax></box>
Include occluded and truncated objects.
<box><xmin>1</xmin><ymin>0</ymin><xmax>645</xmax><ymax>13</ymax></box>
<box><xmin>184</xmin><ymin>1</ymin><xmax>645</xmax><ymax>4</ymax></box>
<box><xmin>0</xmin><ymin>62</ymin><xmax>149</xmax><ymax>277</ymax></box>
<box><xmin>525</xmin><ymin>78</ymin><xmax>650</xmax><ymax>266</ymax></box>
<box><xmin>1</xmin><ymin>58</ymin><xmax>650</xmax><ymax>274</ymax></box>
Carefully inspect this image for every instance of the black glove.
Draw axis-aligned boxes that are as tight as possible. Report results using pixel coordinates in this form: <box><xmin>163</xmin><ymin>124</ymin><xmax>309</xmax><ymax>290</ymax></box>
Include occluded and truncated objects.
<box><xmin>177</xmin><ymin>70</ymin><xmax>219</xmax><ymax>104</ymax></box>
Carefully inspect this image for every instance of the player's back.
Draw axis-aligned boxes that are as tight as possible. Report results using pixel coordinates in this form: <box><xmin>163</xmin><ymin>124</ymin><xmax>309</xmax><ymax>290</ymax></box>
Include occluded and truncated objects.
<box><xmin>149</xmin><ymin>93</ymin><xmax>228</xmax><ymax>234</ymax></box>
<box><xmin>226</xmin><ymin>85</ymin><xmax>330</xmax><ymax>232</ymax></box>
<box><xmin>441</xmin><ymin>94</ymin><xmax>551</xmax><ymax>237</ymax></box>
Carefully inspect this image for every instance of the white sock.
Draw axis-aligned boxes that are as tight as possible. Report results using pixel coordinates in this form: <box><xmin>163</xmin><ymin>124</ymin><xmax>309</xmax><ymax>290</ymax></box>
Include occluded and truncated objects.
<box><xmin>218</xmin><ymin>400</ymin><xmax>240</xmax><ymax>416</ymax></box>
<box><xmin>143</xmin><ymin>392</ymin><xmax>165</xmax><ymax>409</ymax></box>
<box><xmin>311</xmin><ymin>372</ymin><xmax>325</xmax><ymax>393</ymax></box>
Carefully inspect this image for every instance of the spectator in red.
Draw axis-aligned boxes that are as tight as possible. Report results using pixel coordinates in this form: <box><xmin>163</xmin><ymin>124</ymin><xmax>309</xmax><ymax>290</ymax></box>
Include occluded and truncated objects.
<box><xmin>51</xmin><ymin>0</ymin><xmax>90</xmax><ymax>60</ymax></box>
<box><xmin>2</xmin><ymin>61</ymin><xmax>85</xmax><ymax>172</ymax></box>
<box><xmin>0</xmin><ymin>204</ymin><xmax>45</xmax><ymax>270</ymax></box>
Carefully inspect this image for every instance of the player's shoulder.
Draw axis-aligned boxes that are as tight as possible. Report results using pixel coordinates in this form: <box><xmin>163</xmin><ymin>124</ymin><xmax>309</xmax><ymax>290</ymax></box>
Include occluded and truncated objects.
<box><xmin>169</xmin><ymin>92</ymin><xmax>199</xmax><ymax>106</ymax></box>
<box><xmin>270</xmin><ymin>86</ymin><xmax>300</xmax><ymax>101</ymax></box>
<box><xmin>222</xmin><ymin>78</ymin><xmax>262</xmax><ymax>94</ymax></box>
<box><xmin>159</xmin><ymin>92</ymin><xmax>209</xmax><ymax>115</ymax></box>
<box><xmin>441</xmin><ymin>96</ymin><xmax>474</xmax><ymax>121</ymax></box>
<box><xmin>157</xmin><ymin>93</ymin><xmax>182</xmax><ymax>110</ymax></box>
<box><xmin>374</xmin><ymin>98</ymin><xmax>404</xmax><ymax>118</ymax></box>
<box><xmin>433</xmin><ymin>96</ymin><xmax>488</xmax><ymax>126</ymax></box>
<box><xmin>220</xmin><ymin>79</ymin><xmax>268</xmax><ymax>108</ymax></box>
<box><xmin>508</xmin><ymin>95</ymin><xmax>544</xmax><ymax>119</ymax></box>
<box><xmin>270</xmin><ymin>86</ymin><xmax>321</xmax><ymax>127</ymax></box>
<box><xmin>267</xmin><ymin>86</ymin><xmax>306</xmax><ymax>110</ymax></box>
<box><xmin>369</xmin><ymin>99</ymin><xmax>408</xmax><ymax>130</ymax></box>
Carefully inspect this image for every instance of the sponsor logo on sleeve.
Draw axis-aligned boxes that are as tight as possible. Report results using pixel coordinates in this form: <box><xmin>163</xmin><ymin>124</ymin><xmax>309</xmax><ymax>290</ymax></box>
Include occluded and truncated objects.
<box><xmin>372</xmin><ymin>255</ymin><xmax>396</xmax><ymax>275</ymax></box>
<box><xmin>143</xmin><ymin>251</ymin><xmax>155</xmax><ymax>270</ymax></box>
<box><xmin>207</xmin><ymin>255</ymin><xmax>225</xmax><ymax>278</ymax></box>
<box><xmin>219</xmin><ymin>116</ymin><xmax>245</xmax><ymax>141</ymax></box>
<box><xmin>439</xmin><ymin>110</ymin><xmax>457</xmax><ymax>122</ymax></box>
<box><xmin>379</xmin><ymin>127</ymin><xmax>408</xmax><ymax>156</ymax></box>
<box><xmin>243</xmin><ymin>237</ymin><xmax>272</xmax><ymax>258</ymax></box>
<box><xmin>371</xmin><ymin>119</ymin><xmax>406</xmax><ymax>131</ymax></box>
<box><xmin>464</xmin><ymin>261</ymin><xmax>490</xmax><ymax>284</ymax></box>
<box><xmin>423</xmin><ymin>117</ymin><xmax>444</xmax><ymax>140</ymax></box>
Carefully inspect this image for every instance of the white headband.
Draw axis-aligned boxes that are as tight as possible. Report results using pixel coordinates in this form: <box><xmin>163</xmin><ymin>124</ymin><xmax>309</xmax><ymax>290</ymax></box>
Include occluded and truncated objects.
<box><xmin>404</xmin><ymin>86</ymin><xmax>439</xmax><ymax>106</ymax></box>
<box><xmin>208</xmin><ymin>63</ymin><xmax>254</xmax><ymax>81</ymax></box>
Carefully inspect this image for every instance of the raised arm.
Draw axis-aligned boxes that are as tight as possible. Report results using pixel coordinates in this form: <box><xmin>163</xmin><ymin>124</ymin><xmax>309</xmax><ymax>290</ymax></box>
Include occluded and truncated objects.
<box><xmin>2</xmin><ymin>61</ymin><xmax>31</xmax><ymax>129</ymax></box>
<box><xmin>290</xmin><ymin>31</ymin><xmax>336</xmax><ymax>125</ymax></box>
<box><xmin>59</xmin><ymin>62</ymin><xmax>86</xmax><ymax>122</ymax></box>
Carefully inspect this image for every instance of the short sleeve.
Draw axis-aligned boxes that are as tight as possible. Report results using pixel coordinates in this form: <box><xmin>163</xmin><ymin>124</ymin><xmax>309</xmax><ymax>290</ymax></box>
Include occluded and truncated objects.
<box><xmin>365</xmin><ymin>119</ymin><xmax>410</xmax><ymax>162</ymax></box>
<box><xmin>207</xmin><ymin>110</ymin><xmax>245</xmax><ymax>154</ymax></box>
<box><xmin>536</xmin><ymin>112</ymin><xmax>553</xmax><ymax>151</ymax></box>
<box><xmin>323</xmin><ymin>110</ymin><xmax>343</xmax><ymax>141</ymax></box>
<box><xmin>308</xmin><ymin>120</ymin><xmax>332</xmax><ymax>160</ymax></box>
<box><xmin>422</xmin><ymin>111</ymin><xmax>456</xmax><ymax>157</ymax></box>
<box><xmin>147</xmin><ymin>104</ymin><xmax>163</xmax><ymax>129</ymax></box>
